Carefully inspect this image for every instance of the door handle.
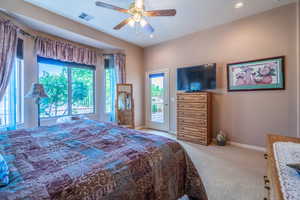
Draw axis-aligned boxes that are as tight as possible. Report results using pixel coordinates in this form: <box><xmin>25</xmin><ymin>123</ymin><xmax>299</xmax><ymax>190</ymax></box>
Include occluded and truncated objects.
<box><xmin>165</xmin><ymin>104</ymin><xmax>168</xmax><ymax>106</ymax></box>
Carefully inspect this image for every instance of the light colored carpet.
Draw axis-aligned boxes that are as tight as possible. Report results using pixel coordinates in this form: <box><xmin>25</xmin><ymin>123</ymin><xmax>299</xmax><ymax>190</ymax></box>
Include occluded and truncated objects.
<box><xmin>141</xmin><ymin>129</ymin><xmax>267</xmax><ymax>200</ymax></box>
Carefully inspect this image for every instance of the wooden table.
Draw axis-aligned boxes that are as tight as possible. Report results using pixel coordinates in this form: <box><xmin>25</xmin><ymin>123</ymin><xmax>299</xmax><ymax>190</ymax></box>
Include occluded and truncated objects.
<box><xmin>265</xmin><ymin>134</ymin><xmax>300</xmax><ymax>200</ymax></box>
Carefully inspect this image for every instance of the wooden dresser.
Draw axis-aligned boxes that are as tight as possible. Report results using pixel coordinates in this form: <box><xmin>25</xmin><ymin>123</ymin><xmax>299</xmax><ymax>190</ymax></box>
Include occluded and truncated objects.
<box><xmin>265</xmin><ymin>134</ymin><xmax>300</xmax><ymax>200</ymax></box>
<box><xmin>177</xmin><ymin>92</ymin><xmax>212</xmax><ymax>145</ymax></box>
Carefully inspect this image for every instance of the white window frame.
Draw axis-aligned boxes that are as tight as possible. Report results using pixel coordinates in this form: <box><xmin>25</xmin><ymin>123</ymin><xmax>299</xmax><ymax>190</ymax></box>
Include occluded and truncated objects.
<box><xmin>16</xmin><ymin>58</ymin><xmax>24</xmax><ymax>125</ymax></box>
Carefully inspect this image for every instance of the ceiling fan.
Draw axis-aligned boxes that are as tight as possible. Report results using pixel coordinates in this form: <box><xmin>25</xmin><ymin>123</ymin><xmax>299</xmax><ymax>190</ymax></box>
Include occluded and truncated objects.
<box><xmin>95</xmin><ymin>0</ymin><xmax>177</xmax><ymax>35</ymax></box>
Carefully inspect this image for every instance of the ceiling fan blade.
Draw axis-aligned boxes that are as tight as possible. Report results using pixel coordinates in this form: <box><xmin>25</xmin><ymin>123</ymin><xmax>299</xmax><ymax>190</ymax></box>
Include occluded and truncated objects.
<box><xmin>143</xmin><ymin>22</ymin><xmax>155</xmax><ymax>34</ymax></box>
<box><xmin>95</xmin><ymin>1</ymin><xmax>128</xmax><ymax>13</ymax></box>
<box><xmin>114</xmin><ymin>18</ymin><xmax>132</xmax><ymax>30</ymax></box>
<box><xmin>144</xmin><ymin>9</ymin><xmax>177</xmax><ymax>17</ymax></box>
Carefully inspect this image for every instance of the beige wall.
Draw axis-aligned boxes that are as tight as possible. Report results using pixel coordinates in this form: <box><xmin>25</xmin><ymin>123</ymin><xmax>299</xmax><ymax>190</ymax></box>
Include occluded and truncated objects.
<box><xmin>0</xmin><ymin>0</ymin><xmax>145</xmax><ymax>127</ymax></box>
<box><xmin>144</xmin><ymin>3</ymin><xmax>299</xmax><ymax>147</ymax></box>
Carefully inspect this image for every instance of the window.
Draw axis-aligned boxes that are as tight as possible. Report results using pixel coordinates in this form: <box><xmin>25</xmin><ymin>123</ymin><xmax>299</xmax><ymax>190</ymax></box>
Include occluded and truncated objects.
<box><xmin>72</xmin><ymin>68</ymin><xmax>94</xmax><ymax>114</ymax></box>
<box><xmin>150</xmin><ymin>73</ymin><xmax>164</xmax><ymax>123</ymax></box>
<box><xmin>105</xmin><ymin>67</ymin><xmax>113</xmax><ymax>113</ymax></box>
<box><xmin>38</xmin><ymin>57</ymin><xmax>95</xmax><ymax>118</ymax></box>
<box><xmin>104</xmin><ymin>55</ymin><xmax>116</xmax><ymax>114</ymax></box>
<box><xmin>0</xmin><ymin>58</ymin><xmax>24</xmax><ymax>129</ymax></box>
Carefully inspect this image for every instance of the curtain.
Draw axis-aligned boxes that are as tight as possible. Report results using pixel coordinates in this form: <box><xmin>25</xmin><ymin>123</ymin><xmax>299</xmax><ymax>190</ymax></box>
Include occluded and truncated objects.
<box><xmin>0</xmin><ymin>39</ymin><xmax>23</xmax><ymax>131</ymax></box>
<box><xmin>104</xmin><ymin>55</ymin><xmax>117</xmax><ymax>122</ymax></box>
<box><xmin>6</xmin><ymin>63</ymin><xmax>17</xmax><ymax>130</ymax></box>
<box><xmin>35</xmin><ymin>36</ymin><xmax>97</xmax><ymax>66</ymax></box>
<box><xmin>114</xmin><ymin>53</ymin><xmax>126</xmax><ymax>84</ymax></box>
<box><xmin>104</xmin><ymin>54</ymin><xmax>126</xmax><ymax>123</ymax></box>
<box><xmin>0</xmin><ymin>19</ymin><xmax>18</xmax><ymax>102</ymax></box>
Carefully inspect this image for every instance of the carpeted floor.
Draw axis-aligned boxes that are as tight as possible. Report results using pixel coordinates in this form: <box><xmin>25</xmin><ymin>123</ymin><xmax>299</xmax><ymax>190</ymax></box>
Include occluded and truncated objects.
<box><xmin>141</xmin><ymin>129</ymin><xmax>267</xmax><ymax>200</ymax></box>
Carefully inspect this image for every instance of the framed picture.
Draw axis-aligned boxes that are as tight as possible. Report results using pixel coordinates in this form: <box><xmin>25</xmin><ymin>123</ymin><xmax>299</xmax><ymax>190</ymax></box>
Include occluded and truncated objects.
<box><xmin>227</xmin><ymin>56</ymin><xmax>285</xmax><ymax>92</ymax></box>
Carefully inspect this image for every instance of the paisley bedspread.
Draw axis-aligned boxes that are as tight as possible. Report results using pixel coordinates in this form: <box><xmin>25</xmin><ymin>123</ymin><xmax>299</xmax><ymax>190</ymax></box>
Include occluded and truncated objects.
<box><xmin>0</xmin><ymin>120</ymin><xmax>207</xmax><ymax>200</ymax></box>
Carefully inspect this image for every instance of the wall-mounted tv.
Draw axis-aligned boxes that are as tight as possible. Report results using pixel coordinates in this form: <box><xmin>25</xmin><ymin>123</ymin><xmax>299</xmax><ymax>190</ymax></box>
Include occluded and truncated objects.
<box><xmin>177</xmin><ymin>64</ymin><xmax>216</xmax><ymax>92</ymax></box>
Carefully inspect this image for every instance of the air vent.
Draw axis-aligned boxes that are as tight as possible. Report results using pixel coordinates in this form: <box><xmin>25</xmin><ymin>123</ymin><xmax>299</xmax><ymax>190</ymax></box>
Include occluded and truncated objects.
<box><xmin>79</xmin><ymin>12</ymin><xmax>94</xmax><ymax>21</ymax></box>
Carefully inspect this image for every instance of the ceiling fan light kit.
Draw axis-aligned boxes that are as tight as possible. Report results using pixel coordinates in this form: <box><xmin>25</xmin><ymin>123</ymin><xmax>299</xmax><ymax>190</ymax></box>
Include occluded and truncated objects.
<box><xmin>95</xmin><ymin>0</ymin><xmax>176</xmax><ymax>35</ymax></box>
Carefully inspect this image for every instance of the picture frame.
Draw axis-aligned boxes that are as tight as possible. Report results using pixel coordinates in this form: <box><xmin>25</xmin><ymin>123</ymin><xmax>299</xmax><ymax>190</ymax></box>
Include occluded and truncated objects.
<box><xmin>227</xmin><ymin>56</ymin><xmax>285</xmax><ymax>92</ymax></box>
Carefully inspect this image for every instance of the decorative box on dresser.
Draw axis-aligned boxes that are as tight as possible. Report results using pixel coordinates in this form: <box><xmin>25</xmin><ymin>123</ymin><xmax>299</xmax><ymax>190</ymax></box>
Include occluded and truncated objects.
<box><xmin>177</xmin><ymin>92</ymin><xmax>212</xmax><ymax>145</ymax></box>
<box><xmin>264</xmin><ymin>134</ymin><xmax>300</xmax><ymax>200</ymax></box>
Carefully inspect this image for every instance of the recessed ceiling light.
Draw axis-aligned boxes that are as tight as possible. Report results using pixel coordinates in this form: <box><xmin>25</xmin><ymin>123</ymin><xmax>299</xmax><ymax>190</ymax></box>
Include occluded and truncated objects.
<box><xmin>235</xmin><ymin>2</ymin><xmax>244</xmax><ymax>9</ymax></box>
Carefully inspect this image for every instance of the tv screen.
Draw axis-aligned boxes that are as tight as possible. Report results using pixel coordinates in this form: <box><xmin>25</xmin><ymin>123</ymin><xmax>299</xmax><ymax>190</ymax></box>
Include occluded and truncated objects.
<box><xmin>177</xmin><ymin>64</ymin><xmax>216</xmax><ymax>92</ymax></box>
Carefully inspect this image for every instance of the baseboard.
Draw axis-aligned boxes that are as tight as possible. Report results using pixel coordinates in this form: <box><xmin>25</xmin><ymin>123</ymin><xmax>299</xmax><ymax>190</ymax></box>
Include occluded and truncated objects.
<box><xmin>212</xmin><ymin>139</ymin><xmax>265</xmax><ymax>152</ymax></box>
<box><xmin>135</xmin><ymin>125</ymin><xmax>145</xmax><ymax>130</ymax></box>
<box><xmin>228</xmin><ymin>141</ymin><xmax>266</xmax><ymax>152</ymax></box>
<box><xmin>137</xmin><ymin>126</ymin><xmax>176</xmax><ymax>134</ymax></box>
<box><xmin>141</xmin><ymin>128</ymin><xmax>266</xmax><ymax>152</ymax></box>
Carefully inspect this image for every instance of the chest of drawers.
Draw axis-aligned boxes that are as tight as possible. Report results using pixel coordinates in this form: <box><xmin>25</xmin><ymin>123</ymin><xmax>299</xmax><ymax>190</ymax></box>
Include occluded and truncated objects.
<box><xmin>177</xmin><ymin>92</ymin><xmax>212</xmax><ymax>145</ymax></box>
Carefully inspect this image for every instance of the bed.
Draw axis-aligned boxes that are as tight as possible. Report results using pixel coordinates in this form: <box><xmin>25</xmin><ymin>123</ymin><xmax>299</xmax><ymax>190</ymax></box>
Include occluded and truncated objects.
<box><xmin>0</xmin><ymin>120</ymin><xmax>207</xmax><ymax>200</ymax></box>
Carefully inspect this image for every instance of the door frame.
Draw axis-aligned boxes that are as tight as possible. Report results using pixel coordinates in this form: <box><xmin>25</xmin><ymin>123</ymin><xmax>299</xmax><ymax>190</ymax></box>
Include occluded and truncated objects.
<box><xmin>145</xmin><ymin>68</ymin><xmax>170</xmax><ymax>132</ymax></box>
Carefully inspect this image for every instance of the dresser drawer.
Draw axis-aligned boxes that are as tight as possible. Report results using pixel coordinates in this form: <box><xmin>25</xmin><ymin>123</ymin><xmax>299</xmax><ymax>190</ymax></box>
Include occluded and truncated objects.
<box><xmin>177</xmin><ymin>110</ymin><xmax>207</xmax><ymax>118</ymax></box>
<box><xmin>177</xmin><ymin>94</ymin><xmax>207</xmax><ymax>103</ymax></box>
<box><xmin>177</xmin><ymin>125</ymin><xmax>207</xmax><ymax>133</ymax></box>
<box><xmin>177</xmin><ymin>110</ymin><xmax>207</xmax><ymax>119</ymax></box>
<box><xmin>177</xmin><ymin>132</ymin><xmax>208</xmax><ymax>145</ymax></box>
<box><xmin>177</xmin><ymin>103</ymin><xmax>207</xmax><ymax>111</ymax></box>
<box><xmin>177</xmin><ymin>119</ymin><xmax>207</xmax><ymax>127</ymax></box>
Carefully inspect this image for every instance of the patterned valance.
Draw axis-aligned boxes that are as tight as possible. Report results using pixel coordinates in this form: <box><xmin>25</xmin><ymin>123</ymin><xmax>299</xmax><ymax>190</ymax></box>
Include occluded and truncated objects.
<box><xmin>35</xmin><ymin>36</ymin><xmax>97</xmax><ymax>66</ymax></box>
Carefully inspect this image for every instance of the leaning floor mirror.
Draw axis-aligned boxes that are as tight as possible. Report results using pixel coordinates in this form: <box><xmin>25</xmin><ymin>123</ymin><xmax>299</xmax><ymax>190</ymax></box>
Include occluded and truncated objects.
<box><xmin>116</xmin><ymin>84</ymin><xmax>135</xmax><ymax>129</ymax></box>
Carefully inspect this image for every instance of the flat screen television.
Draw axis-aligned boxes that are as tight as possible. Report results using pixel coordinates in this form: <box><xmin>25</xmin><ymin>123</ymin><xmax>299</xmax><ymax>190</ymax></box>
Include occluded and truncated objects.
<box><xmin>177</xmin><ymin>64</ymin><xmax>216</xmax><ymax>92</ymax></box>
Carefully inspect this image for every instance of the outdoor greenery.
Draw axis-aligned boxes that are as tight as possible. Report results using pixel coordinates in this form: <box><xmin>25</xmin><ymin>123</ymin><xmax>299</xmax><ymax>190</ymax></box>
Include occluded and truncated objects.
<box><xmin>71</xmin><ymin>68</ymin><xmax>94</xmax><ymax>114</ymax></box>
<box><xmin>39</xmin><ymin>68</ymin><xmax>68</xmax><ymax>117</ymax></box>
<box><xmin>151</xmin><ymin>84</ymin><xmax>164</xmax><ymax>97</ymax></box>
<box><xmin>105</xmin><ymin>68</ymin><xmax>113</xmax><ymax>113</ymax></box>
<box><xmin>151</xmin><ymin>84</ymin><xmax>164</xmax><ymax>113</ymax></box>
<box><xmin>39</xmin><ymin>66</ymin><xmax>94</xmax><ymax>118</ymax></box>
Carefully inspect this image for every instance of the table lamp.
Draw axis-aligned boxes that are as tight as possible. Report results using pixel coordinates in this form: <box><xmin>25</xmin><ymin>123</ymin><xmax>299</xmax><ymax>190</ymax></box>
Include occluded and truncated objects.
<box><xmin>25</xmin><ymin>83</ymin><xmax>48</xmax><ymax>127</ymax></box>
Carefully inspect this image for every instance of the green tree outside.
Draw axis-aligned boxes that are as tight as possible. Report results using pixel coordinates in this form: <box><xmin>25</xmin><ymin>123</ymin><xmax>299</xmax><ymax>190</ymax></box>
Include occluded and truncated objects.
<box><xmin>39</xmin><ymin>67</ymin><xmax>94</xmax><ymax>117</ymax></box>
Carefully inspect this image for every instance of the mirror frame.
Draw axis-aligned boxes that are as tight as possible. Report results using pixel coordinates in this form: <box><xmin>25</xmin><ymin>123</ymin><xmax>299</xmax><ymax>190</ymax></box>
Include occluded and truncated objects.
<box><xmin>116</xmin><ymin>84</ymin><xmax>135</xmax><ymax>129</ymax></box>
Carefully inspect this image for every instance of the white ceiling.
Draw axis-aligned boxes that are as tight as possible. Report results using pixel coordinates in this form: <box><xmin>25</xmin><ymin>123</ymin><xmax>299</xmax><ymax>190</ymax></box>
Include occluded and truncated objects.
<box><xmin>24</xmin><ymin>0</ymin><xmax>297</xmax><ymax>47</ymax></box>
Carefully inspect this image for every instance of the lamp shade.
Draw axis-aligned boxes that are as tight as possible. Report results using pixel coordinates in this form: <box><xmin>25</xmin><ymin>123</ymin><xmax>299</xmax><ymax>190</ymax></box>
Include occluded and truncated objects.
<box><xmin>25</xmin><ymin>83</ymin><xmax>48</xmax><ymax>99</ymax></box>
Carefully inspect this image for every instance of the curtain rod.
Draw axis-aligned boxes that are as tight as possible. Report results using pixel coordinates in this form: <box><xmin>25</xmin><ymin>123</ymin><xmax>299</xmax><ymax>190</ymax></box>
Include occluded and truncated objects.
<box><xmin>19</xmin><ymin>29</ymin><xmax>36</xmax><ymax>39</ymax></box>
<box><xmin>15</xmin><ymin>24</ymin><xmax>118</xmax><ymax>54</ymax></box>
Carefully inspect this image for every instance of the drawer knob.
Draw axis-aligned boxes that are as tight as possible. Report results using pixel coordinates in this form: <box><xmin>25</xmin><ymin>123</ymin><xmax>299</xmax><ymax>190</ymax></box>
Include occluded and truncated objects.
<box><xmin>264</xmin><ymin>154</ymin><xmax>268</xmax><ymax>159</ymax></box>
<box><xmin>264</xmin><ymin>186</ymin><xmax>270</xmax><ymax>191</ymax></box>
<box><xmin>263</xmin><ymin>176</ymin><xmax>270</xmax><ymax>186</ymax></box>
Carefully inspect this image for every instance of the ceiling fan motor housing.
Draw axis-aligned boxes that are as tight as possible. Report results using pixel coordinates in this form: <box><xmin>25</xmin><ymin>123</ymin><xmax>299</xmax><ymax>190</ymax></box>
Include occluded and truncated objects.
<box><xmin>95</xmin><ymin>1</ymin><xmax>176</xmax><ymax>33</ymax></box>
<box><xmin>129</xmin><ymin>2</ymin><xmax>144</xmax><ymax>22</ymax></box>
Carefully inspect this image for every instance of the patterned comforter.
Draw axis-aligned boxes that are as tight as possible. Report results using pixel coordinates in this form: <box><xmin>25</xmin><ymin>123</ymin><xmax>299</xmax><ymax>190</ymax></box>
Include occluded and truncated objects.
<box><xmin>0</xmin><ymin>120</ymin><xmax>207</xmax><ymax>200</ymax></box>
